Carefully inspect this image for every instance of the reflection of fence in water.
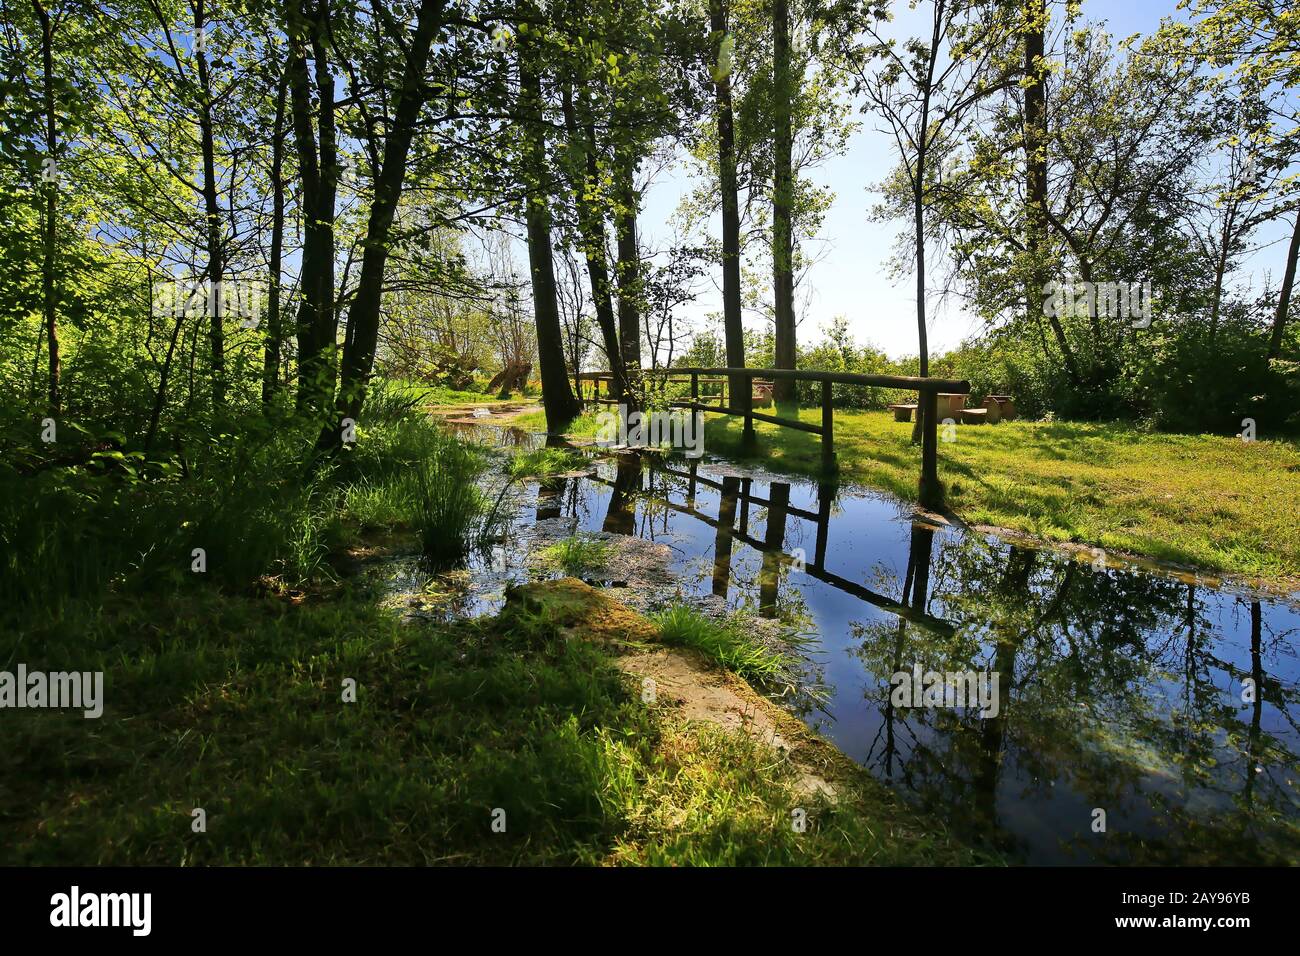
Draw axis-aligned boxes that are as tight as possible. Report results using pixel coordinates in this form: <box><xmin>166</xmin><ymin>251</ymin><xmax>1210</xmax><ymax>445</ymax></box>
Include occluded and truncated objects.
<box><xmin>584</xmin><ymin>456</ymin><xmax>954</xmax><ymax>634</ymax></box>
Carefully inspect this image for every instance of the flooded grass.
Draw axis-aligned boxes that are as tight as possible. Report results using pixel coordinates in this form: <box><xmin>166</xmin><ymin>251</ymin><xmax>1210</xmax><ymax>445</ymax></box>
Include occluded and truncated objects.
<box><xmin>397</xmin><ymin>424</ymin><xmax>1300</xmax><ymax>865</ymax></box>
<box><xmin>698</xmin><ymin>408</ymin><xmax>1300</xmax><ymax>586</ymax></box>
<box><xmin>508</xmin><ymin>446</ymin><xmax>590</xmax><ymax>479</ymax></box>
<box><xmin>536</xmin><ymin>534</ymin><xmax>615</xmax><ymax>576</ymax></box>
<box><xmin>13</xmin><ymin>406</ymin><xmax>1294</xmax><ymax>866</ymax></box>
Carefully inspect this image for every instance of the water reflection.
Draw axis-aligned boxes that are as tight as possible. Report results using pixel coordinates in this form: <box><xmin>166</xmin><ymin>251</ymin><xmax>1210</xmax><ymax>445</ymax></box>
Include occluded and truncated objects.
<box><xmin>444</xmin><ymin>435</ymin><xmax>1300</xmax><ymax>863</ymax></box>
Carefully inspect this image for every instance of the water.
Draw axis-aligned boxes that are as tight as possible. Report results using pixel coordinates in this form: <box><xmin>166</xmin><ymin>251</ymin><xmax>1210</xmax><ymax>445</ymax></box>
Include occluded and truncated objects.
<box><xmin>397</xmin><ymin>420</ymin><xmax>1300</xmax><ymax>864</ymax></box>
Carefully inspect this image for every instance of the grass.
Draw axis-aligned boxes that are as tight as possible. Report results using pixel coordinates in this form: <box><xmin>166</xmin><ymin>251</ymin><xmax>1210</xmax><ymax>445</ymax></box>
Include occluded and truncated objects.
<box><xmin>0</xmin><ymin>406</ymin><xmax>490</xmax><ymax>619</ymax></box>
<box><xmin>383</xmin><ymin>377</ymin><xmax>499</xmax><ymax>407</ymax></box>
<box><xmin>652</xmin><ymin>605</ymin><xmax>806</xmax><ymax>690</ymax></box>
<box><xmin>536</xmin><ymin>535</ymin><xmax>614</xmax><ymax>576</ymax></box>
<box><xmin>401</xmin><ymin>437</ymin><xmax>488</xmax><ymax>567</ymax></box>
<box><xmin>695</xmin><ymin>407</ymin><xmax>1300</xmax><ymax>583</ymax></box>
<box><xmin>507</xmin><ymin>445</ymin><xmax>589</xmax><ymax>479</ymax></box>
<box><xmin>0</xmin><ymin>580</ymin><xmax>987</xmax><ymax>866</ymax></box>
<box><xmin>512</xmin><ymin>408</ymin><xmax>606</xmax><ymax>437</ymax></box>
<box><xmin>2</xmin><ymin>399</ymin><xmax>993</xmax><ymax>866</ymax></box>
<box><xmin>384</xmin><ymin>376</ymin><xmax>539</xmax><ymax>408</ymax></box>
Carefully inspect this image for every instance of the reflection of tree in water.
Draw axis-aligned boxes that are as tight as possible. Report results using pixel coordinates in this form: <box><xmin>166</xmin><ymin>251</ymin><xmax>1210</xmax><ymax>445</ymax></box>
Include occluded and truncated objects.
<box><xmin>851</xmin><ymin>530</ymin><xmax>1300</xmax><ymax>864</ymax></box>
<box><xmin>601</xmin><ymin>455</ymin><xmax>642</xmax><ymax>536</ymax></box>
<box><xmin>570</xmin><ymin>453</ymin><xmax>1298</xmax><ymax>862</ymax></box>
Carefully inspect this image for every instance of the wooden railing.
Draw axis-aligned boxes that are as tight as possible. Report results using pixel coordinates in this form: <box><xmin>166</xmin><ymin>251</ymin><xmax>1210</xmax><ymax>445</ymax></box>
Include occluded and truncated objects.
<box><xmin>575</xmin><ymin>366</ymin><xmax>971</xmax><ymax>508</ymax></box>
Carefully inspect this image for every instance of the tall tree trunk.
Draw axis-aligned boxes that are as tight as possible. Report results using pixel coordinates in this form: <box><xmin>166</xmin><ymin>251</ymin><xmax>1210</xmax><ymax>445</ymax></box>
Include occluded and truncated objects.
<box><xmin>910</xmin><ymin>11</ymin><xmax>937</xmax><ymax>447</ymax></box>
<box><xmin>145</xmin><ymin>308</ymin><xmax>187</xmax><ymax>451</ymax></box>
<box><xmin>519</xmin><ymin>26</ymin><xmax>580</xmax><ymax>431</ymax></box>
<box><xmin>286</xmin><ymin>39</ymin><xmax>317</xmax><ymax>412</ymax></box>
<box><xmin>560</xmin><ymin>82</ymin><xmax>624</xmax><ymax>401</ymax></box>
<box><xmin>195</xmin><ymin>0</ymin><xmax>225</xmax><ymax>410</ymax></box>
<box><xmin>1209</xmin><ymin>233</ymin><xmax>1229</xmax><ymax>344</ymax></box>
<box><xmin>613</xmin><ymin>145</ymin><xmax>641</xmax><ymax>410</ymax></box>
<box><xmin>326</xmin><ymin>0</ymin><xmax>444</xmax><ymax>448</ymax></box>
<box><xmin>1267</xmin><ymin>212</ymin><xmax>1300</xmax><ymax>360</ymax></box>
<box><xmin>263</xmin><ymin>74</ymin><xmax>288</xmax><ymax>407</ymax></box>
<box><xmin>286</xmin><ymin>0</ymin><xmax>338</xmax><ymax>416</ymax></box>
<box><xmin>710</xmin><ymin>0</ymin><xmax>748</xmax><ymax>417</ymax></box>
<box><xmin>1023</xmin><ymin>0</ymin><xmax>1080</xmax><ymax>385</ymax></box>
<box><xmin>771</xmin><ymin>0</ymin><xmax>796</xmax><ymax>403</ymax></box>
<box><xmin>911</xmin><ymin>166</ymin><xmax>929</xmax><ymax>446</ymax></box>
<box><xmin>33</xmin><ymin>0</ymin><xmax>60</xmax><ymax>415</ymax></box>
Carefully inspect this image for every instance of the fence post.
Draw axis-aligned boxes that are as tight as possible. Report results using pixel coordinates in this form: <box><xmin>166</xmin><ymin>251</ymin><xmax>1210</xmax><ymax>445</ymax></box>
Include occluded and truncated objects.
<box><xmin>691</xmin><ymin>371</ymin><xmax>698</xmax><ymax>404</ymax></box>
<box><xmin>742</xmin><ymin>371</ymin><xmax>755</xmax><ymax>445</ymax></box>
<box><xmin>821</xmin><ymin>380</ymin><xmax>835</xmax><ymax>472</ymax></box>
<box><xmin>815</xmin><ymin>479</ymin><xmax>832</xmax><ymax>568</ymax></box>
<box><xmin>918</xmin><ymin>389</ymin><xmax>942</xmax><ymax>509</ymax></box>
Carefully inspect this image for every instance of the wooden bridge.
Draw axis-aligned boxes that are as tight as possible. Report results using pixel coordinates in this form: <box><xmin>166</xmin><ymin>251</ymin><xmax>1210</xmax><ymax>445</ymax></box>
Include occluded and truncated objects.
<box><xmin>575</xmin><ymin>366</ymin><xmax>971</xmax><ymax>508</ymax></box>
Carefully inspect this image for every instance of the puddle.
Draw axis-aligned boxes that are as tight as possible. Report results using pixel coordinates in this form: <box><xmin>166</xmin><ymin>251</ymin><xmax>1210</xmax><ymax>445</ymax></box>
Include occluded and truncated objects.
<box><xmin>372</xmin><ymin>423</ymin><xmax>1300</xmax><ymax>865</ymax></box>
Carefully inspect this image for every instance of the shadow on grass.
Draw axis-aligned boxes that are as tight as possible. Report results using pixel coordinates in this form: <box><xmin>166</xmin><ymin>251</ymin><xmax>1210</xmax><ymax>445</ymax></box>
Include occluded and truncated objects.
<box><xmin>1</xmin><ymin>567</ymin><xmax>988</xmax><ymax>866</ymax></box>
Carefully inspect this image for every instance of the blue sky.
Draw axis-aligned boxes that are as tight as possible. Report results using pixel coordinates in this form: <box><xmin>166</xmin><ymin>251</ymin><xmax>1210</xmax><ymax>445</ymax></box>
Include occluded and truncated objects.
<box><xmin>637</xmin><ymin>0</ymin><xmax>1299</xmax><ymax>359</ymax></box>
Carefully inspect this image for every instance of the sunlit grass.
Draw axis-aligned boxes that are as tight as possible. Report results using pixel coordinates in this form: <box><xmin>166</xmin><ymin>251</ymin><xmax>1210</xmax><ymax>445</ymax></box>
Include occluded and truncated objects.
<box><xmin>537</xmin><ymin>535</ymin><xmax>614</xmax><ymax>576</ymax></box>
<box><xmin>652</xmin><ymin>605</ymin><xmax>807</xmax><ymax>690</ymax></box>
<box><xmin>512</xmin><ymin>408</ymin><xmax>605</xmax><ymax>437</ymax></box>
<box><xmin>507</xmin><ymin>446</ymin><xmax>589</xmax><ymax>479</ymax></box>
<box><xmin>402</xmin><ymin>438</ymin><xmax>487</xmax><ymax>567</ymax></box>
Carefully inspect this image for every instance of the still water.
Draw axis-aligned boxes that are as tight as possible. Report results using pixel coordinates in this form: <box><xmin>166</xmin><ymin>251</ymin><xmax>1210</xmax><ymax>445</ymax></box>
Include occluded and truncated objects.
<box><xmin>421</xmin><ymin>421</ymin><xmax>1300</xmax><ymax>864</ymax></box>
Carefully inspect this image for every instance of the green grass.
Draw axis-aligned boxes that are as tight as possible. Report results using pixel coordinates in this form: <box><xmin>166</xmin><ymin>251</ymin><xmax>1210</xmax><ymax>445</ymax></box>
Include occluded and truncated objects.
<box><xmin>0</xmin><ymin>584</ymin><xmax>987</xmax><ymax>866</ymax></box>
<box><xmin>383</xmin><ymin>377</ymin><xmax>500</xmax><ymax>407</ymax></box>
<box><xmin>1</xmin><ymin>400</ymin><xmax>994</xmax><ymax>866</ymax></box>
<box><xmin>402</xmin><ymin>438</ymin><xmax>488</xmax><ymax>566</ymax></box>
<box><xmin>697</xmin><ymin>408</ymin><xmax>1300</xmax><ymax>583</ymax></box>
<box><xmin>652</xmin><ymin>605</ymin><xmax>806</xmax><ymax>690</ymax></box>
<box><xmin>507</xmin><ymin>446</ymin><xmax>589</xmax><ymax>479</ymax></box>
<box><xmin>383</xmin><ymin>376</ymin><xmax>540</xmax><ymax>407</ymax></box>
<box><xmin>536</xmin><ymin>535</ymin><xmax>614</xmax><ymax>576</ymax></box>
<box><xmin>0</xmin><ymin>408</ymin><xmax>491</xmax><ymax>619</ymax></box>
<box><xmin>340</xmin><ymin>477</ymin><xmax>413</xmax><ymax>531</ymax></box>
<box><xmin>512</xmin><ymin>408</ymin><xmax>606</xmax><ymax>437</ymax></box>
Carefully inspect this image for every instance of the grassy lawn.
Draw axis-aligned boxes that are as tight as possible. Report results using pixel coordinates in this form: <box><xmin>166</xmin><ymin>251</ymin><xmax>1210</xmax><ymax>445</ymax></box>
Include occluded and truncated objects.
<box><xmin>703</xmin><ymin>408</ymin><xmax>1300</xmax><ymax>583</ymax></box>
<box><xmin>2</xmin><ymin>581</ymin><xmax>985</xmax><ymax>866</ymax></box>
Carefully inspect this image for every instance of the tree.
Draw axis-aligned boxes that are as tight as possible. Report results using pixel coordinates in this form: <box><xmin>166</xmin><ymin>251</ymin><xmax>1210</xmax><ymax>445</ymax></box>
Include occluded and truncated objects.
<box><xmin>517</xmin><ymin>11</ymin><xmax>581</xmax><ymax>429</ymax></box>
<box><xmin>283</xmin><ymin>0</ymin><xmax>339</xmax><ymax>416</ymax></box>
<box><xmin>708</xmin><ymin>0</ymin><xmax>748</xmax><ymax>417</ymax></box>
<box><xmin>1175</xmin><ymin>0</ymin><xmax>1300</xmax><ymax>359</ymax></box>
<box><xmin>830</xmin><ymin>0</ymin><xmax>1017</xmax><ymax>440</ymax></box>
<box><xmin>771</xmin><ymin>0</ymin><xmax>794</xmax><ymax>400</ymax></box>
<box><xmin>31</xmin><ymin>0</ymin><xmax>61</xmax><ymax>414</ymax></box>
<box><xmin>326</xmin><ymin>0</ymin><xmax>448</xmax><ymax>448</ymax></box>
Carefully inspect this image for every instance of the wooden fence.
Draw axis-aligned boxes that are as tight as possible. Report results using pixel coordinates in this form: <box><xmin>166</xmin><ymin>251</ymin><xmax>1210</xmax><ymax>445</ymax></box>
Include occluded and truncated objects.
<box><xmin>575</xmin><ymin>367</ymin><xmax>971</xmax><ymax>508</ymax></box>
